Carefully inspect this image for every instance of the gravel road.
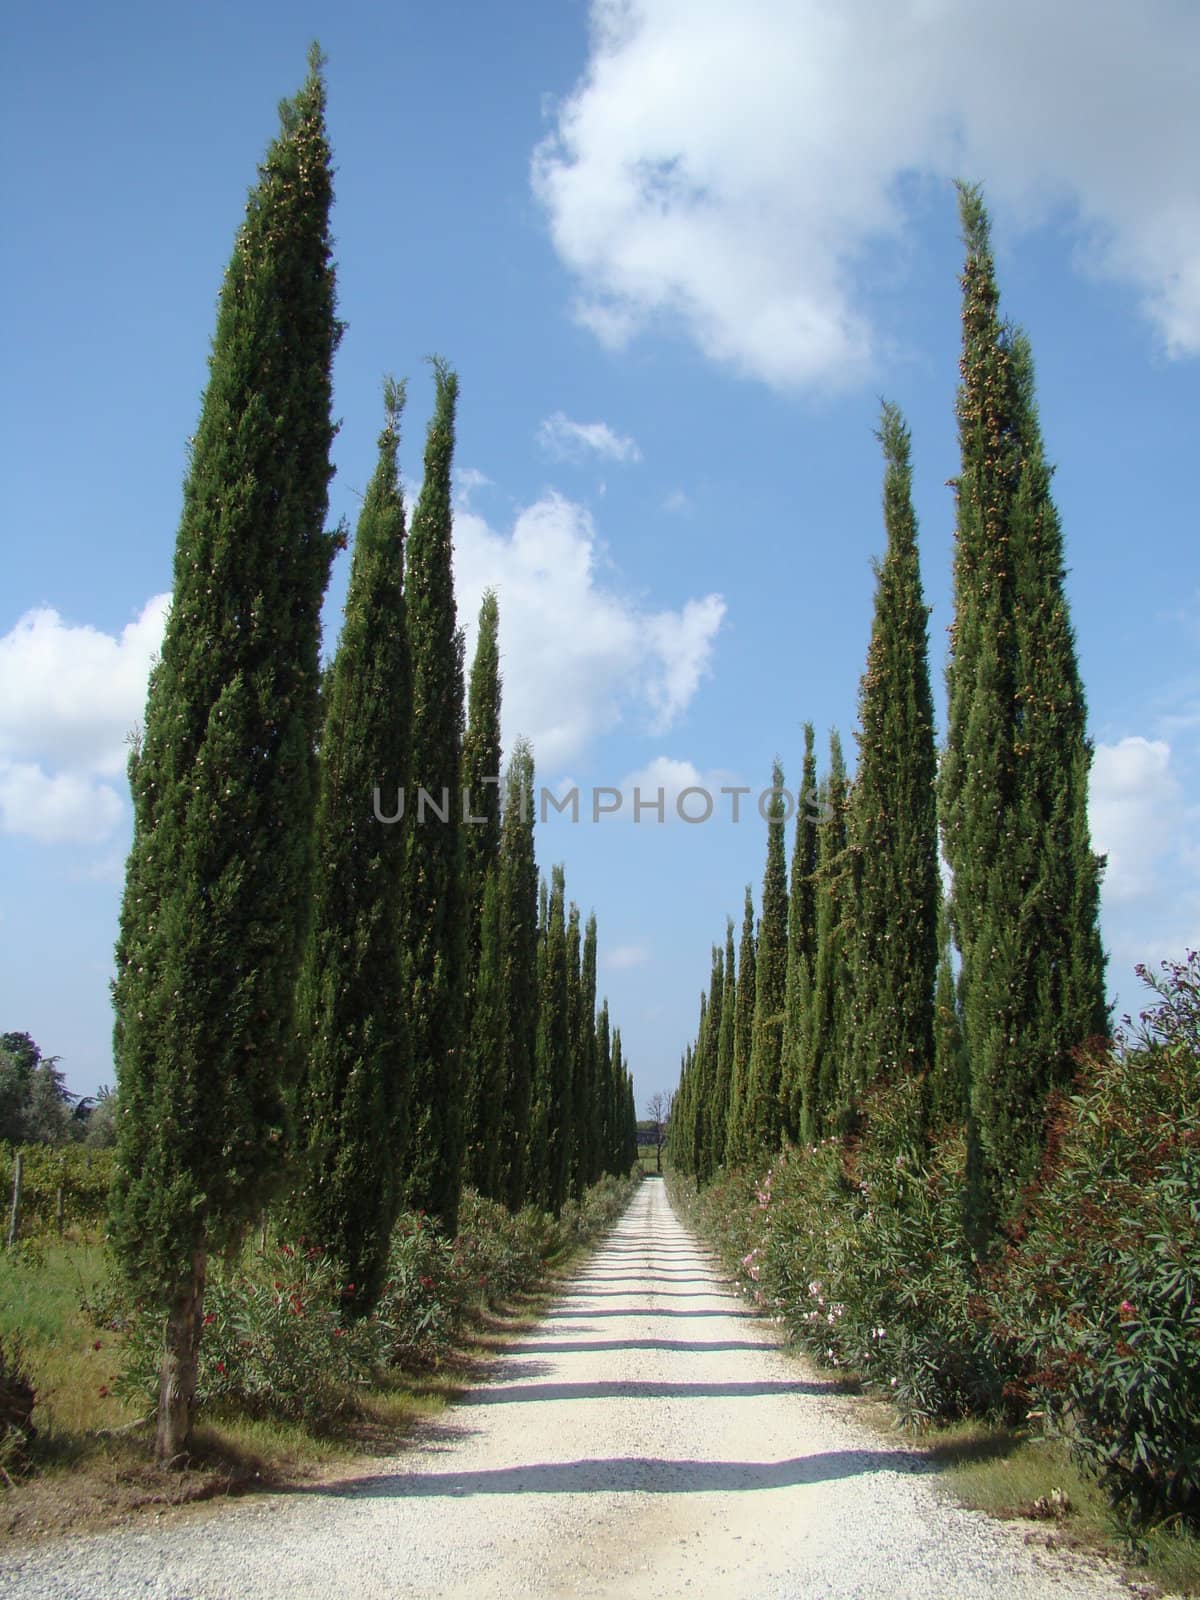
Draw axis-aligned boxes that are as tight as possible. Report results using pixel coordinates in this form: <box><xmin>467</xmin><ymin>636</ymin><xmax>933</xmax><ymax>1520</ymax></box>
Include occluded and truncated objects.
<box><xmin>1</xmin><ymin>1180</ymin><xmax>1136</xmax><ymax>1599</ymax></box>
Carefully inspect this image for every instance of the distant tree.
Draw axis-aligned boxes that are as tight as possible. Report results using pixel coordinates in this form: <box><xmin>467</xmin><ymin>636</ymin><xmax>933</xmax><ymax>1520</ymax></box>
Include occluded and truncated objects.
<box><xmin>403</xmin><ymin>358</ymin><xmax>467</xmax><ymax>1234</ymax></box>
<box><xmin>574</xmin><ymin>912</ymin><xmax>599</xmax><ymax>1193</ymax></box>
<box><xmin>0</xmin><ymin>1033</ymin><xmax>75</xmax><ymax>1144</ymax></box>
<box><xmin>109</xmin><ymin>50</ymin><xmax>341</xmax><ymax>1464</ymax></box>
<box><xmin>645</xmin><ymin>1091</ymin><xmax>669</xmax><ymax>1173</ymax></box>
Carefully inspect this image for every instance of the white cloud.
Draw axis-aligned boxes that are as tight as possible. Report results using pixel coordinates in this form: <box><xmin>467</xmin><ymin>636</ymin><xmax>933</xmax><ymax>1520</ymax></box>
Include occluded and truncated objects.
<box><xmin>534</xmin><ymin>0</ymin><xmax>1200</xmax><ymax>387</ymax></box>
<box><xmin>538</xmin><ymin>411</ymin><xmax>643</xmax><ymax>464</ymax></box>
<box><xmin>1089</xmin><ymin>736</ymin><xmax>1184</xmax><ymax>904</ymax></box>
<box><xmin>0</xmin><ymin>595</ymin><xmax>168</xmax><ymax>845</ymax></box>
<box><xmin>454</xmin><ymin>493</ymin><xmax>724</xmax><ymax>769</ymax></box>
<box><xmin>1089</xmin><ymin>735</ymin><xmax>1200</xmax><ymax>1009</ymax></box>
<box><xmin>603</xmin><ymin>942</ymin><xmax>651</xmax><ymax>971</ymax></box>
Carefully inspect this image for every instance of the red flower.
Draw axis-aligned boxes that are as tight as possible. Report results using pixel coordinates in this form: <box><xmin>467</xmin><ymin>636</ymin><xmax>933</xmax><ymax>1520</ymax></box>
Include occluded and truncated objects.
<box><xmin>1119</xmin><ymin>1299</ymin><xmax>1136</xmax><ymax>1321</ymax></box>
<box><xmin>203</xmin><ymin>1312</ymin><xmax>216</xmax><ymax>1325</ymax></box>
<box><xmin>93</xmin><ymin>1339</ymin><xmax>102</xmax><ymax>1351</ymax></box>
<box><xmin>216</xmin><ymin>1360</ymin><xmax>226</xmax><ymax>1375</ymax></box>
<box><xmin>98</xmin><ymin>1385</ymin><xmax>109</xmax><ymax>1398</ymax></box>
<box><xmin>346</xmin><ymin>1283</ymin><xmax>355</xmax><ymax>1294</ymax></box>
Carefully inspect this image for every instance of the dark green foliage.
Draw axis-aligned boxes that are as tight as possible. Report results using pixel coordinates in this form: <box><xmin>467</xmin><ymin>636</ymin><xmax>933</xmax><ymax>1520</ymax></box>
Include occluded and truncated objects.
<box><xmin>462</xmin><ymin>592</ymin><xmax>502</xmax><ymax>976</ymax></box>
<box><xmin>940</xmin><ymin>186</ymin><xmax>1107</xmax><ymax>1238</ymax></box>
<box><xmin>0</xmin><ymin>1033</ymin><xmax>77</xmax><ymax>1145</ymax></box>
<box><xmin>594</xmin><ymin>999</ymin><xmax>612</xmax><ymax>1177</ymax></box>
<box><xmin>844</xmin><ymin>405</ymin><xmax>939</xmax><ymax>1128</ymax></box>
<box><xmin>461</xmin><ymin>592</ymin><xmax>504</xmax><ymax>1199</ymax></box>
<box><xmin>745</xmin><ymin>761</ymin><xmax>788</xmax><ymax>1155</ymax></box>
<box><xmin>288</xmin><ymin>379</ymin><xmax>412</xmax><ymax>1314</ymax></box>
<box><xmin>498</xmin><ymin>741</ymin><xmax>538</xmax><ymax>1211</ymax></box>
<box><xmin>724</xmin><ymin>887</ymin><xmax>757</xmax><ymax>1167</ymax></box>
<box><xmin>575</xmin><ymin>914</ymin><xmax>599</xmax><ymax>1191</ymax></box>
<box><xmin>709</xmin><ymin>920</ymin><xmax>737</xmax><ymax>1172</ymax></box>
<box><xmin>403</xmin><ymin>359</ymin><xmax>467</xmax><ymax>1233</ymax></box>
<box><xmin>464</xmin><ymin>867</ymin><xmax>505</xmax><ymax>1199</ymax></box>
<box><xmin>110</xmin><ymin>52</ymin><xmax>341</xmax><ymax>1299</ymax></box>
<box><xmin>929</xmin><ymin>898</ymin><xmax>967</xmax><ymax>1128</ymax></box>
<box><xmin>805</xmin><ymin>733</ymin><xmax>851</xmax><ymax>1141</ymax></box>
<box><xmin>534</xmin><ymin>866</ymin><xmax>572</xmax><ymax>1213</ymax></box>
<box><xmin>566</xmin><ymin>903</ymin><xmax>587</xmax><ymax>1198</ymax></box>
<box><xmin>781</xmin><ymin>724</ymin><xmax>818</xmax><ymax>1142</ymax></box>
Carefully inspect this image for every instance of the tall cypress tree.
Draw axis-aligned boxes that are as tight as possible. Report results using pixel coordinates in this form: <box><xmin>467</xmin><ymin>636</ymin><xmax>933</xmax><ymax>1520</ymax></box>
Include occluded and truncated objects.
<box><xmin>929</xmin><ymin>895</ymin><xmax>967</xmax><ymax>1130</ymax></box>
<box><xmin>746</xmin><ymin>762</ymin><xmax>788</xmax><ymax>1155</ymax></box>
<box><xmin>609</xmin><ymin>1027</ymin><xmax>626</xmax><ymax>1174</ymax></box>
<box><xmin>288</xmin><ymin>378</ymin><xmax>412</xmax><ymax>1314</ymax></box>
<box><xmin>594</xmin><ymin>998</ymin><xmax>612</xmax><ymax>1177</ymax></box>
<box><xmin>940</xmin><ymin>186</ymin><xmax>1106</xmax><ymax>1237</ymax></box>
<box><xmin>535</xmin><ymin>866</ymin><xmax>572</xmax><ymax>1212</ymax></box>
<box><xmin>577</xmin><ymin>912</ymin><xmax>599</xmax><ymax>1189</ymax></box>
<box><xmin>462</xmin><ymin>591</ymin><xmax>502</xmax><ymax>971</ymax></box>
<box><xmin>805</xmin><ymin>733</ymin><xmax>851</xmax><ymax>1140</ymax></box>
<box><xmin>498</xmin><ymin>740</ymin><xmax>538</xmax><ymax>1210</ymax></box>
<box><xmin>565</xmin><ymin>902</ymin><xmax>585</xmax><ymax>1197</ymax></box>
<box><xmin>781</xmin><ymin>724</ymin><xmax>819</xmax><ymax>1141</ymax></box>
<box><xmin>844</xmin><ymin>405</ymin><xmax>939</xmax><ymax>1128</ymax></box>
<box><xmin>724</xmin><ymin>886</ymin><xmax>757</xmax><ymax>1167</ymax></box>
<box><xmin>689</xmin><ymin>986</ymin><xmax>710</xmax><ymax>1181</ymax></box>
<box><xmin>403</xmin><ymin>359</ymin><xmax>466</xmax><ymax>1233</ymax></box>
<box><xmin>709</xmin><ymin>918</ymin><xmax>736</xmax><ymax>1171</ymax></box>
<box><xmin>110</xmin><ymin>50</ymin><xmax>340</xmax><ymax>1463</ymax></box>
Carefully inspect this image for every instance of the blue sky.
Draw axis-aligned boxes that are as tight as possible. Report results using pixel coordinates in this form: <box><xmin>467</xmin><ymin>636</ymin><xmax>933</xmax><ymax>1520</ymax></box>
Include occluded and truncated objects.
<box><xmin>2</xmin><ymin>0</ymin><xmax>1197</xmax><ymax>1111</ymax></box>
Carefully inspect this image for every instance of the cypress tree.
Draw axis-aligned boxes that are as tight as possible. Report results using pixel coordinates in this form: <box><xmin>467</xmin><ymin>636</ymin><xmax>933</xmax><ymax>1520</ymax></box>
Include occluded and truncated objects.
<box><xmin>609</xmin><ymin>1027</ymin><xmax>626</xmax><ymax>1173</ymax></box>
<box><xmin>929</xmin><ymin>895</ymin><xmax>967</xmax><ymax>1129</ymax></box>
<box><xmin>565</xmin><ymin>901</ymin><xmax>585</xmax><ymax>1197</ymax></box>
<box><xmin>109</xmin><ymin>50</ymin><xmax>341</xmax><ymax>1463</ymax></box>
<box><xmin>844</xmin><ymin>405</ymin><xmax>939</xmax><ymax>1127</ymax></box>
<box><xmin>689</xmin><ymin>986</ymin><xmax>710</xmax><ymax>1181</ymax></box>
<box><xmin>781</xmin><ymin>725</ymin><xmax>819</xmax><ymax>1141</ymax></box>
<box><xmin>724</xmin><ymin>887</ymin><xmax>757</xmax><ymax>1167</ymax></box>
<box><xmin>805</xmin><ymin>733</ymin><xmax>851</xmax><ymax>1140</ymax></box>
<box><xmin>595</xmin><ymin>998</ymin><xmax>612</xmax><ymax>1176</ymax></box>
<box><xmin>403</xmin><ymin>359</ymin><xmax>466</xmax><ymax>1233</ymax></box>
<box><xmin>577</xmin><ymin>913</ymin><xmax>599</xmax><ymax>1189</ymax></box>
<box><xmin>745</xmin><ymin>762</ymin><xmax>788</xmax><ymax>1154</ymax></box>
<box><xmin>940</xmin><ymin>186</ymin><xmax>1106</xmax><ymax>1237</ymax></box>
<box><xmin>698</xmin><ymin>945</ymin><xmax>726</xmax><ymax>1181</ymax></box>
<box><xmin>462</xmin><ymin>591</ymin><xmax>502</xmax><ymax>973</ymax></box>
<box><xmin>535</xmin><ymin>865</ymin><xmax>572</xmax><ymax>1212</ymax></box>
<box><xmin>288</xmin><ymin>378</ymin><xmax>412</xmax><ymax>1314</ymax></box>
<box><xmin>498</xmin><ymin>740</ymin><xmax>538</xmax><ymax>1210</ymax></box>
<box><xmin>709</xmin><ymin>919</ymin><xmax>737</xmax><ymax>1170</ymax></box>
<box><xmin>622</xmin><ymin>1068</ymin><xmax>638</xmax><ymax>1173</ymax></box>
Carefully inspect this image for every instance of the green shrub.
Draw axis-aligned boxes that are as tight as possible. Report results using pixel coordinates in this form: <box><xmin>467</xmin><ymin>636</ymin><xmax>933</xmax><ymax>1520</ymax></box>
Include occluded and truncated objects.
<box><xmin>116</xmin><ymin>1243</ymin><xmax>378</xmax><ymax>1426</ymax></box>
<box><xmin>992</xmin><ymin>954</ymin><xmax>1200</xmax><ymax>1530</ymax></box>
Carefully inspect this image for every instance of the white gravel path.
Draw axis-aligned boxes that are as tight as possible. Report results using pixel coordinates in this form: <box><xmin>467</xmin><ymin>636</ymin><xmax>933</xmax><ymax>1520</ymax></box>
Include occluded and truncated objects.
<box><xmin>1</xmin><ymin>1180</ymin><xmax>1137</xmax><ymax>1599</ymax></box>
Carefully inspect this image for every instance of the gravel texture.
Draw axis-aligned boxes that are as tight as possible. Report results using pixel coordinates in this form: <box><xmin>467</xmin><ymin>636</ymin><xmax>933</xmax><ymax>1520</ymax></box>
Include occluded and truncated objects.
<box><xmin>1</xmin><ymin>1180</ymin><xmax>1136</xmax><ymax>1599</ymax></box>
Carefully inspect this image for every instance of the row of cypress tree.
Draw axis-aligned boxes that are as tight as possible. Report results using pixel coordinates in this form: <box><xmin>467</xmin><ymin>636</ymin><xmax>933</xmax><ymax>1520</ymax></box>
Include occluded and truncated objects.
<box><xmin>669</xmin><ymin>185</ymin><xmax>1107</xmax><ymax>1252</ymax></box>
<box><xmin>108</xmin><ymin>52</ymin><xmax>636</xmax><ymax>1464</ymax></box>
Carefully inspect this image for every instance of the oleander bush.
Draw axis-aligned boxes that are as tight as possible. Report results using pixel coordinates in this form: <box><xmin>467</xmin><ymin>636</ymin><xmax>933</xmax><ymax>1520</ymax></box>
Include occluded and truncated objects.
<box><xmin>673</xmin><ymin>954</ymin><xmax>1200</xmax><ymax>1534</ymax></box>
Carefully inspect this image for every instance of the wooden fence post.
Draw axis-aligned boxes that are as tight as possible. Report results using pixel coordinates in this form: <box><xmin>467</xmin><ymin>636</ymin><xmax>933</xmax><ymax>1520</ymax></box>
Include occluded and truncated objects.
<box><xmin>6</xmin><ymin>1151</ymin><xmax>23</xmax><ymax>1248</ymax></box>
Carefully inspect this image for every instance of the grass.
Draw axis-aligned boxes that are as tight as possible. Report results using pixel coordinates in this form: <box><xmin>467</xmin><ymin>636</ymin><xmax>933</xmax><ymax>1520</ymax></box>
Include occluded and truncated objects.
<box><xmin>0</xmin><ymin>1192</ymin><xmax>629</xmax><ymax>1544</ymax></box>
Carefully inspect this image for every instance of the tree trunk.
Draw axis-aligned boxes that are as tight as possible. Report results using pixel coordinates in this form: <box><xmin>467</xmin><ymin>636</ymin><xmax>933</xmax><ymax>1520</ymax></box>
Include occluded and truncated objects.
<box><xmin>155</xmin><ymin>1249</ymin><xmax>206</xmax><ymax>1466</ymax></box>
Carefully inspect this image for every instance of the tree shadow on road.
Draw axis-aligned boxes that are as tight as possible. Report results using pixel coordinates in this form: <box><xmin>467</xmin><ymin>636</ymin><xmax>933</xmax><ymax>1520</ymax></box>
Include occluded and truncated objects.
<box><xmin>322</xmin><ymin>1448</ymin><xmax>936</xmax><ymax>1499</ymax></box>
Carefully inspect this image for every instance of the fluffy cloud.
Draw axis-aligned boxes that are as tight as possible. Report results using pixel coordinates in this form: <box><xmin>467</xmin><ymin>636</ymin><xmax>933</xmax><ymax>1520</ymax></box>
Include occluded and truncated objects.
<box><xmin>1089</xmin><ymin>735</ymin><xmax>1200</xmax><ymax>1001</ymax></box>
<box><xmin>534</xmin><ymin>0</ymin><xmax>1200</xmax><ymax>387</ymax></box>
<box><xmin>0</xmin><ymin>595</ymin><xmax>168</xmax><ymax>844</ymax></box>
<box><xmin>1089</xmin><ymin>736</ymin><xmax>1184</xmax><ymax>904</ymax></box>
<box><xmin>454</xmin><ymin>493</ymin><xmax>724</xmax><ymax>769</ymax></box>
<box><xmin>538</xmin><ymin>411</ymin><xmax>642</xmax><ymax>463</ymax></box>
